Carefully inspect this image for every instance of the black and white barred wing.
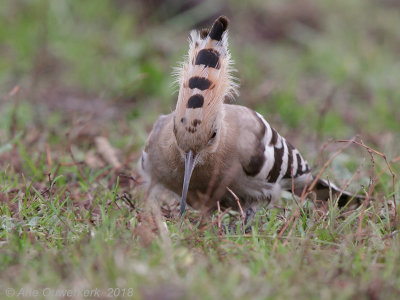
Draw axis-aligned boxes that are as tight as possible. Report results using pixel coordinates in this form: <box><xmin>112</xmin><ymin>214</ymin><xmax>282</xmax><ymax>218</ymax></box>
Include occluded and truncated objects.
<box><xmin>235</xmin><ymin>106</ymin><xmax>363</xmax><ymax>206</ymax></box>
<box><xmin>236</xmin><ymin>106</ymin><xmax>312</xmax><ymax>190</ymax></box>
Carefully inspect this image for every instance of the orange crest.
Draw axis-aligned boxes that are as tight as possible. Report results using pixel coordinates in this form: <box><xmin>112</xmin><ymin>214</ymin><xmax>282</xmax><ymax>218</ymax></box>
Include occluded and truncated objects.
<box><xmin>173</xmin><ymin>16</ymin><xmax>238</xmax><ymax>153</ymax></box>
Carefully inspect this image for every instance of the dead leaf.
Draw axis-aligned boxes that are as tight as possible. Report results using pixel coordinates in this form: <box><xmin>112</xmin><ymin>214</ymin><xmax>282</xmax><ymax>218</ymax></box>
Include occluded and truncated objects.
<box><xmin>85</xmin><ymin>150</ymin><xmax>106</xmax><ymax>169</ymax></box>
<box><xmin>94</xmin><ymin>136</ymin><xmax>122</xmax><ymax>169</ymax></box>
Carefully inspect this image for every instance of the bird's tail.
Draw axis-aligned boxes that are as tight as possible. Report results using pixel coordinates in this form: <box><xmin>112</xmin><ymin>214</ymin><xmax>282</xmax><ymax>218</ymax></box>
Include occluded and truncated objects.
<box><xmin>312</xmin><ymin>177</ymin><xmax>366</xmax><ymax>207</ymax></box>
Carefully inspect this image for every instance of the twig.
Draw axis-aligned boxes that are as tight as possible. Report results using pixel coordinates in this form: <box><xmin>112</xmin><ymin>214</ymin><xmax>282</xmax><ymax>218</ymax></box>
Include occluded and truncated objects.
<box><xmin>117</xmin><ymin>193</ymin><xmax>135</xmax><ymax>210</ymax></box>
<box><xmin>46</xmin><ymin>143</ymin><xmax>53</xmax><ymax>171</ymax></box>
<box><xmin>308</xmin><ymin>138</ymin><xmax>354</xmax><ymax>192</ymax></box>
<box><xmin>336</xmin><ymin>158</ymin><xmax>366</xmax><ymax>207</ymax></box>
<box><xmin>118</xmin><ymin>174</ymin><xmax>144</xmax><ymax>187</ymax></box>
<box><xmin>227</xmin><ymin>187</ymin><xmax>245</xmax><ymax>231</ymax></box>
<box><xmin>312</xmin><ymin>138</ymin><xmax>334</xmax><ymax>169</ymax></box>
<box><xmin>336</xmin><ymin>139</ymin><xmax>397</xmax><ymax>225</ymax></box>
<box><xmin>4</xmin><ymin>85</ymin><xmax>20</xmax><ymax>100</ymax></box>
<box><xmin>209</xmin><ymin>206</ymin><xmax>231</xmax><ymax>234</ymax></box>
<box><xmin>383</xmin><ymin>230</ymin><xmax>400</xmax><ymax>240</ymax></box>
<box><xmin>217</xmin><ymin>200</ymin><xmax>222</xmax><ymax>236</ymax></box>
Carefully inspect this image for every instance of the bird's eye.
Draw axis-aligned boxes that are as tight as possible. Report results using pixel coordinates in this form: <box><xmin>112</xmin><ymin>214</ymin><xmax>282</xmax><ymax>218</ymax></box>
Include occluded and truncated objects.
<box><xmin>209</xmin><ymin>130</ymin><xmax>217</xmax><ymax>141</ymax></box>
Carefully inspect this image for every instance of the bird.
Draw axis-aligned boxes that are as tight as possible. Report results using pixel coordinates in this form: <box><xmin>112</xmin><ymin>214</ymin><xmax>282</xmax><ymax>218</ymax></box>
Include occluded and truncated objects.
<box><xmin>138</xmin><ymin>16</ymin><xmax>362</xmax><ymax>223</ymax></box>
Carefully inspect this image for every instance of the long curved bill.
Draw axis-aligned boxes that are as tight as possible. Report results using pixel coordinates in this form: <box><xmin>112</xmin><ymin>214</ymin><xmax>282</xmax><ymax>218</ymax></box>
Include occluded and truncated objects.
<box><xmin>179</xmin><ymin>150</ymin><xmax>197</xmax><ymax>217</ymax></box>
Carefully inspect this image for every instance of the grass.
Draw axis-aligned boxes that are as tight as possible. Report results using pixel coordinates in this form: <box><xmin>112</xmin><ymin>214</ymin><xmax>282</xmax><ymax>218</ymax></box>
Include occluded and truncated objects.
<box><xmin>1</xmin><ymin>0</ymin><xmax>400</xmax><ymax>299</ymax></box>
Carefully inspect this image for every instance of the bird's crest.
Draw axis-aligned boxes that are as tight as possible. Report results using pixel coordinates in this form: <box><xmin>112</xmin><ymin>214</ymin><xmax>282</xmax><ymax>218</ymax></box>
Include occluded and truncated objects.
<box><xmin>173</xmin><ymin>16</ymin><xmax>238</xmax><ymax>152</ymax></box>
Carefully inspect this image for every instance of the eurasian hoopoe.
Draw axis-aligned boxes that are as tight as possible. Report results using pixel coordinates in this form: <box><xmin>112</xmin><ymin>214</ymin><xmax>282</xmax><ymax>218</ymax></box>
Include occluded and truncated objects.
<box><xmin>139</xmin><ymin>16</ymin><xmax>362</xmax><ymax>221</ymax></box>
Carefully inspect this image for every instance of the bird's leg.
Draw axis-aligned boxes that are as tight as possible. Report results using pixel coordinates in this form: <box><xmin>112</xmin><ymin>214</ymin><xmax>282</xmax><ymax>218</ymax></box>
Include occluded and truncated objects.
<box><xmin>224</xmin><ymin>207</ymin><xmax>257</xmax><ymax>234</ymax></box>
<box><xmin>244</xmin><ymin>207</ymin><xmax>256</xmax><ymax>233</ymax></box>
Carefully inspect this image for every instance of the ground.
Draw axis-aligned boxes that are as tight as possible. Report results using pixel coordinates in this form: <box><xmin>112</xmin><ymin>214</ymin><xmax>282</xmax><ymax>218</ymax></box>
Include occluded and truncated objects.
<box><xmin>0</xmin><ymin>0</ymin><xmax>400</xmax><ymax>299</ymax></box>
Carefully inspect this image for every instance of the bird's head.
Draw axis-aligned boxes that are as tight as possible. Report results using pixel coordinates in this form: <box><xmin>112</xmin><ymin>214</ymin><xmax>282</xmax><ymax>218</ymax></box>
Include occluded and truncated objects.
<box><xmin>172</xmin><ymin>16</ymin><xmax>238</xmax><ymax>215</ymax></box>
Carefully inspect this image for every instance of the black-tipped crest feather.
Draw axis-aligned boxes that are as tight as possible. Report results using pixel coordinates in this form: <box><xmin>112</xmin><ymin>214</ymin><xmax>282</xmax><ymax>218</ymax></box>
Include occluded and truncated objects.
<box><xmin>209</xmin><ymin>16</ymin><xmax>229</xmax><ymax>41</ymax></box>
